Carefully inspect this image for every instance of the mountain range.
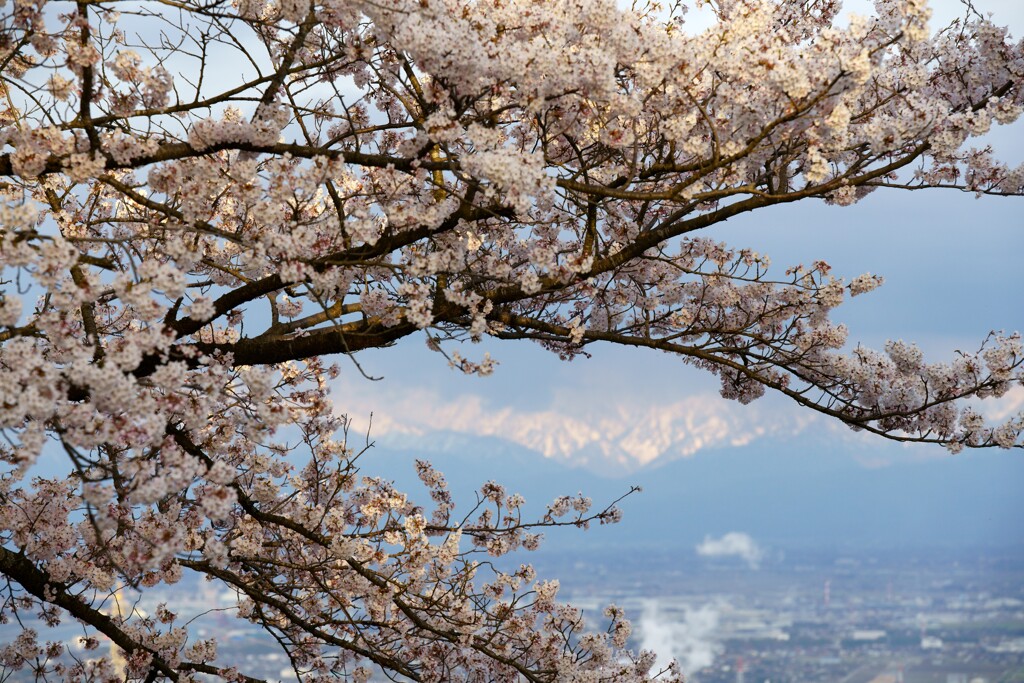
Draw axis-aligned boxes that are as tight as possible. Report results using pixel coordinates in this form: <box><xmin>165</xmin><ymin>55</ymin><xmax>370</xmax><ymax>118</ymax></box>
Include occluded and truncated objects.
<box><xmin>362</xmin><ymin>429</ymin><xmax>1024</xmax><ymax>552</ymax></box>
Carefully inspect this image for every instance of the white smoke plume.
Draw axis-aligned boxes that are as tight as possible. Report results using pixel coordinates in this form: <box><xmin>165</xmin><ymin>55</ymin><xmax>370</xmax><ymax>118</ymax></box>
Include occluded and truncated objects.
<box><xmin>638</xmin><ymin>600</ymin><xmax>723</xmax><ymax>676</ymax></box>
<box><xmin>696</xmin><ymin>532</ymin><xmax>764</xmax><ymax>569</ymax></box>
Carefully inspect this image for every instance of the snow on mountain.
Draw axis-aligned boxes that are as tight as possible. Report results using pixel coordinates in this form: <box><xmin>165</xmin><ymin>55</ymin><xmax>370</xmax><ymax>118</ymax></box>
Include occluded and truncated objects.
<box><xmin>334</xmin><ymin>382</ymin><xmax>820</xmax><ymax>476</ymax></box>
<box><xmin>333</xmin><ymin>374</ymin><xmax>1024</xmax><ymax>549</ymax></box>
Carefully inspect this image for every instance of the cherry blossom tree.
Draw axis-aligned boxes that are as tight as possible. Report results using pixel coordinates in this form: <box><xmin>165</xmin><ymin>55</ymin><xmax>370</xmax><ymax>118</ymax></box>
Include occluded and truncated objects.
<box><xmin>1</xmin><ymin>0</ymin><xmax>1022</xmax><ymax>680</ymax></box>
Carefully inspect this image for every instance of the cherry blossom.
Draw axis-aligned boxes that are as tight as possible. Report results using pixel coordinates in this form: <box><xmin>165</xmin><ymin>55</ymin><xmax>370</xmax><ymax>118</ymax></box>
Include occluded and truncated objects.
<box><xmin>0</xmin><ymin>0</ymin><xmax>1022</xmax><ymax>680</ymax></box>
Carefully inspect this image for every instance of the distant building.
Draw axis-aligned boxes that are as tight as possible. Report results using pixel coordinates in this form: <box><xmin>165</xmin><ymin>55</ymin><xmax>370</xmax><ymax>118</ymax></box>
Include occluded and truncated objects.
<box><xmin>852</xmin><ymin>629</ymin><xmax>887</xmax><ymax>641</ymax></box>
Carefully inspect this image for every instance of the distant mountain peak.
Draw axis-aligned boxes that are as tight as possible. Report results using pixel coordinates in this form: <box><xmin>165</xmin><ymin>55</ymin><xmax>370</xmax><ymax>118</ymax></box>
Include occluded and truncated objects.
<box><xmin>337</xmin><ymin>385</ymin><xmax>819</xmax><ymax>475</ymax></box>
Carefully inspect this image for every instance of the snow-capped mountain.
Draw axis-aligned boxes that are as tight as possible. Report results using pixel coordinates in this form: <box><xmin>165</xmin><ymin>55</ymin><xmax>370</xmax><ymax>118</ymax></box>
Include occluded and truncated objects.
<box><xmin>339</xmin><ymin>385</ymin><xmax>821</xmax><ymax>476</ymax></box>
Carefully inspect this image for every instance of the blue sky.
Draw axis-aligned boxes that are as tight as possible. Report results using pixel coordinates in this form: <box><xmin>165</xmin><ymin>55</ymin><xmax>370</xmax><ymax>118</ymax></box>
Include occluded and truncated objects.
<box><xmin>180</xmin><ymin>4</ymin><xmax>1022</xmax><ymax>601</ymax></box>
<box><xmin>332</xmin><ymin>0</ymin><xmax>1024</xmax><ymax>480</ymax></box>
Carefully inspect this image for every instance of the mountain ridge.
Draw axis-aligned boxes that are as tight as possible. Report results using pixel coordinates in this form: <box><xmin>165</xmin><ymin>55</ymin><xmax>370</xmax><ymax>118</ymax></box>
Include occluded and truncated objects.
<box><xmin>362</xmin><ymin>430</ymin><xmax>1024</xmax><ymax>550</ymax></box>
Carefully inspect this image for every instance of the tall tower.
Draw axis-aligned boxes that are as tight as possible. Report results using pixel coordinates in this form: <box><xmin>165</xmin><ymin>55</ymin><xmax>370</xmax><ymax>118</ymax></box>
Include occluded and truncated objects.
<box><xmin>823</xmin><ymin>579</ymin><xmax>831</xmax><ymax>609</ymax></box>
<box><xmin>104</xmin><ymin>586</ymin><xmax>127</xmax><ymax>676</ymax></box>
<box><xmin>735</xmin><ymin>656</ymin><xmax>745</xmax><ymax>683</ymax></box>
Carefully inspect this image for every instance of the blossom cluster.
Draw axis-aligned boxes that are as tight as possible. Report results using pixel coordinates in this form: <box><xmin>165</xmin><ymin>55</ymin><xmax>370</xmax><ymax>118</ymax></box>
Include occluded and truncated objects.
<box><xmin>0</xmin><ymin>0</ymin><xmax>1021</xmax><ymax>681</ymax></box>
